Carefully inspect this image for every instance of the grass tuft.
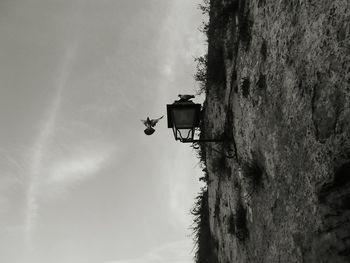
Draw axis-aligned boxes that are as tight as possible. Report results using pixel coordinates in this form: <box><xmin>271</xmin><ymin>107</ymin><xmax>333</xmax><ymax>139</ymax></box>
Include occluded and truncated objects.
<box><xmin>235</xmin><ymin>201</ymin><xmax>249</xmax><ymax>241</ymax></box>
<box><xmin>228</xmin><ymin>213</ymin><xmax>236</xmax><ymax>235</ymax></box>
<box><xmin>257</xmin><ymin>73</ymin><xmax>267</xmax><ymax>91</ymax></box>
<box><xmin>241</xmin><ymin>78</ymin><xmax>250</xmax><ymax>98</ymax></box>
<box><xmin>238</xmin><ymin>0</ymin><xmax>253</xmax><ymax>51</ymax></box>
<box><xmin>191</xmin><ymin>187</ymin><xmax>219</xmax><ymax>263</ymax></box>
<box><xmin>194</xmin><ymin>55</ymin><xmax>208</xmax><ymax>95</ymax></box>
<box><xmin>243</xmin><ymin>161</ymin><xmax>263</xmax><ymax>188</ymax></box>
<box><xmin>260</xmin><ymin>40</ymin><xmax>267</xmax><ymax>61</ymax></box>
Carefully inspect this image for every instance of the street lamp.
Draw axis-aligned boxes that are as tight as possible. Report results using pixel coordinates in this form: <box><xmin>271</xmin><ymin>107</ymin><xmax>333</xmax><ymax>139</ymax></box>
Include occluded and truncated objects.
<box><xmin>166</xmin><ymin>98</ymin><xmax>223</xmax><ymax>143</ymax></box>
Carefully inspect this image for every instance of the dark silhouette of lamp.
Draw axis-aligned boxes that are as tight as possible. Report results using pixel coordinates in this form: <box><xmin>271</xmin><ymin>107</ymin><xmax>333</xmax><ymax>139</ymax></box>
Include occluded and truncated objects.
<box><xmin>166</xmin><ymin>98</ymin><xmax>223</xmax><ymax>143</ymax></box>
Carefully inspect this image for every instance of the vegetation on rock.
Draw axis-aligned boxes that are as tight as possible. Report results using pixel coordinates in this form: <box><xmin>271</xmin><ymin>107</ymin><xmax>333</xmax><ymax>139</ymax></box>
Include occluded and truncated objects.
<box><xmin>192</xmin><ymin>0</ymin><xmax>350</xmax><ymax>262</ymax></box>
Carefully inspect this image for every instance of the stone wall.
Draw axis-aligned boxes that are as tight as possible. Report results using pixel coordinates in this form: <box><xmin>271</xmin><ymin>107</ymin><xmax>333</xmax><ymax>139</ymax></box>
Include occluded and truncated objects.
<box><xmin>202</xmin><ymin>0</ymin><xmax>350</xmax><ymax>262</ymax></box>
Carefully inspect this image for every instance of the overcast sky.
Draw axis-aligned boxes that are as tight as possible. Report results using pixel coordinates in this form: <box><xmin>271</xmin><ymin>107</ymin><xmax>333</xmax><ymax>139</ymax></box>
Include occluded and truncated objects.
<box><xmin>0</xmin><ymin>1</ymin><xmax>207</xmax><ymax>262</ymax></box>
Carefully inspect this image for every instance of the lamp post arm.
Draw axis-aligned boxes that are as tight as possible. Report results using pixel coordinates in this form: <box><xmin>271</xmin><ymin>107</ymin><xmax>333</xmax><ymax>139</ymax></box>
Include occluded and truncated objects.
<box><xmin>181</xmin><ymin>138</ymin><xmax>236</xmax><ymax>159</ymax></box>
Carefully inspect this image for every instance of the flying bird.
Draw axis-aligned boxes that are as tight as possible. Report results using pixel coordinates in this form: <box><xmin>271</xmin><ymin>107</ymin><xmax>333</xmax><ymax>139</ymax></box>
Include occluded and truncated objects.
<box><xmin>141</xmin><ymin>116</ymin><xmax>164</xmax><ymax>135</ymax></box>
<box><xmin>178</xmin><ymin>94</ymin><xmax>195</xmax><ymax>101</ymax></box>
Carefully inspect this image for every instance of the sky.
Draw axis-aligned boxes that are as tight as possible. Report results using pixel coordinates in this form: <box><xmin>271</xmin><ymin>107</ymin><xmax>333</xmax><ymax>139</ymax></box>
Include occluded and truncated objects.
<box><xmin>0</xmin><ymin>1</ymin><xmax>207</xmax><ymax>262</ymax></box>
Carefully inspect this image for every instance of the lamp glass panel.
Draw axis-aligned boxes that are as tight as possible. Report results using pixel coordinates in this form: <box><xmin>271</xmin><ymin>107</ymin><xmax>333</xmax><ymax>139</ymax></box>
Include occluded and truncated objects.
<box><xmin>172</xmin><ymin>108</ymin><xmax>196</xmax><ymax>128</ymax></box>
<box><xmin>176</xmin><ymin>128</ymin><xmax>194</xmax><ymax>141</ymax></box>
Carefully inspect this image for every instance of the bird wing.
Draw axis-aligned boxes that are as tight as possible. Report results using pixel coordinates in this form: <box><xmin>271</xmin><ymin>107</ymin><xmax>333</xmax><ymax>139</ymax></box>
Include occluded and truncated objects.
<box><xmin>141</xmin><ymin>119</ymin><xmax>148</xmax><ymax>126</ymax></box>
<box><xmin>179</xmin><ymin>94</ymin><xmax>195</xmax><ymax>100</ymax></box>
<box><xmin>150</xmin><ymin>115</ymin><xmax>164</xmax><ymax>127</ymax></box>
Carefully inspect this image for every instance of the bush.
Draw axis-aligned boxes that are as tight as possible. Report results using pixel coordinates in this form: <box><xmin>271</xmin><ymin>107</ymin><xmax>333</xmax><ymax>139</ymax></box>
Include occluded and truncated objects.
<box><xmin>198</xmin><ymin>0</ymin><xmax>210</xmax><ymax>15</ymax></box>
<box><xmin>228</xmin><ymin>213</ymin><xmax>236</xmax><ymax>235</ymax></box>
<box><xmin>238</xmin><ymin>0</ymin><xmax>253</xmax><ymax>51</ymax></box>
<box><xmin>235</xmin><ymin>201</ymin><xmax>249</xmax><ymax>241</ymax></box>
<box><xmin>194</xmin><ymin>0</ymin><xmax>210</xmax><ymax>95</ymax></box>
<box><xmin>191</xmin><ymin>187</ymin><xmax>219</xmax><ymax>263</ymax></box>
<box><xmin>194</xmin><ymin>55</ymin><xmax>208</xmax><ymax>95</ymax></box>
<box><xmin>241</xmin><ymin>78</ymin><xmax>250</xmax><ymax>98</ymax></box>
<box><xmin>243</xmin><ymin>161</ymin><xmax>263</xmax><ymax>188</ymax></box>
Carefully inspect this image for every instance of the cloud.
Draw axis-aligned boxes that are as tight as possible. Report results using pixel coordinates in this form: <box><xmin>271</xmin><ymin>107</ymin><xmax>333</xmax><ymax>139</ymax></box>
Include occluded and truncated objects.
<box><xmin>38</xmin><ymin>143</ymin><xmax>116</xmax><ymax>200</ymax></box>
<box><xmin>47</xmin><ymin>152</ymin><xmax>109</xmax><ymax>184</ymax></box>
<box><xmin>24</xmin><ymin>0</ymin><xmax>83</xmax><ymax>235</ymax></box>
<box><xmin>24</xmin><ymin>89</ymin><xmax>61</xmax><ymax>234</ymax></box>
<box><xmin>104</xmin><ymin>239</ymin><xmax>194</xmax><ymax>263</ymax></box>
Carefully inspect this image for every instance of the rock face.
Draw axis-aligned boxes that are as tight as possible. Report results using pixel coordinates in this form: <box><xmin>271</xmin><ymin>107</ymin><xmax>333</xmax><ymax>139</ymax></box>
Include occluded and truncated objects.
<box><xmin>201</xmin><ymin>0</ymin><xmax>350</xmax><ymax>262</ymax></box>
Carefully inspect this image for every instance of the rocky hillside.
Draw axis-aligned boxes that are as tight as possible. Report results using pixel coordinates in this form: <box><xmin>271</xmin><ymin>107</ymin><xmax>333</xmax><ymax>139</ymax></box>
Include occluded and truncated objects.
<box><xmin>199</xmin><ymin>0</ymin><xmax>350</xmax><ymax>262</ymax></box>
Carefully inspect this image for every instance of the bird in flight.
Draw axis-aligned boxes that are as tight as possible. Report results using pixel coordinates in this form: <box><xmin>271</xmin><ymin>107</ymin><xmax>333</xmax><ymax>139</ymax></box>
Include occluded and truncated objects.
<box><xmin>141</xmin><ymin>116</ymin><xmax>164</xmax><ymax>135</ymax></box>
<box><xmin>178</xmin><ymin>94</ymin><xmax>195</xmax><ymax>101</ymax></box>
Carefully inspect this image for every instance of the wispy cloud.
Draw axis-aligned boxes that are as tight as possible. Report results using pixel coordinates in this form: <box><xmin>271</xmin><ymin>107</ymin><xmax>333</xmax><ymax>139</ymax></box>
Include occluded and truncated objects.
<box><xmin>48</xmin><ymin>153</ymin><xmax>109</xmax><ymax>185</ymax></box>
<box><xmin>24</xmin><ymin>0</ymin><xmax>82</xmax><ymax>236</ymax></box>
<box><xmin>23</xmin><ymin>47</ymin><xmax>117</xmax><ymax>234</ymax></box>
<box><xmin>24</xmin><ymin>69</ymin><xmax>64</xmax><ymax>235</ymax></box>
<box><xmin>38</xmin><ymin>144</ymin><xmax>116</xmax><ymax>200</ymax></box>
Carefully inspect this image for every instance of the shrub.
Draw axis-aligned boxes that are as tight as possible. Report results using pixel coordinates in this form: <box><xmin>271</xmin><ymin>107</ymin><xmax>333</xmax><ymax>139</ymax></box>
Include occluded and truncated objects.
<box><xmin>191</xmin><ymin>187</ymin><xmax>219</xmax><ymax>263</ymax></box>
<box><xmin>235</xmin><ymin>201</ymin><xmax>249</xmax><ymax>241</ymax></box>
<box><xmin>194</xmin><ymin>0</ymin><xmax>210</xmax><ymax>95</ymax></box>
<box><xmin>243</xmin><ymin>160</ymin><xmax>263</xmax><ymax>188</ymax></box>
<box><xmin>260</xmin><ymin>40</ymin><xmax>267</xmax><ymax>61</ymax></box>
<box><xmin>228</xmin><ymin>213</ymin><xmax>236</xmax><ymax>235</ymax></box>
<box><xmin>257</xmin><ymin>73</ymin><xmax>267</xmax><ymax>91</ymax></box>
<box><xmin>238</xmin><ymin>0</ymin><xmax>253</xmax><ymax>51</ymax></box>
<box><xmin>194</xmin><ymin>55</ymin><xmax>208</xmax><ymax>95</ymax></box>
<box><xmin>198</xmin><ymin>0</ymin><xmax>210</xmax><ymax>15</ymax></box>
<box><xmin>241</xmin><ymin>78</ymin><xmax>250</xmax><ymax>98</ymax></box>
<box><xmin>214</xmin><ymin>196</ymin><xmax>220</xmax><ymax>218</ymax></box>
